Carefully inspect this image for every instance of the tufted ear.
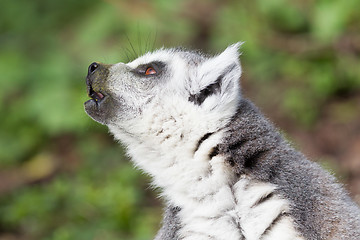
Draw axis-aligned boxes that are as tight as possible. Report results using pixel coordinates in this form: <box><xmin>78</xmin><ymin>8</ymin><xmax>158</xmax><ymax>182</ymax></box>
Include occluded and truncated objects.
<box><xmin>188</xmin><ymin>43</ymin><xmax>243</xmax><ymax>110</ymax></box>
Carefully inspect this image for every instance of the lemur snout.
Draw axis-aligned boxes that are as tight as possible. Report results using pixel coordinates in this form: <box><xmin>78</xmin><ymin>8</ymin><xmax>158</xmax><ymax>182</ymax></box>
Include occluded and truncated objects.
<box><xmin>88</xmin><ymin>62</ymin><xmax>99</xmax><ymax>76</ymax></box>
<box><xmin>85</xmin><ymin>61</ymin><xmax>110</xmax><ymax>106</ymax></box>
<box><xmin>85</xmin><ymin>62</ymin><xmax>110</xmax><ymax>86</ymax></box>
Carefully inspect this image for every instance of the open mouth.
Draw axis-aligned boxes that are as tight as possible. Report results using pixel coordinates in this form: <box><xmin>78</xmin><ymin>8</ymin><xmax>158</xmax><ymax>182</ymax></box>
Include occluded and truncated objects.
<box><xmin>87</xmin><ymin>81</ymin><xmax>105</xmax><ymax>103</ymax></box>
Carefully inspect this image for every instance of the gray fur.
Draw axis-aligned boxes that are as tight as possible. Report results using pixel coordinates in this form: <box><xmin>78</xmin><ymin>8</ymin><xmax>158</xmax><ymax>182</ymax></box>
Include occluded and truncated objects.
<box><xmin>155</xmin><ymin>206</ymin><xmax>181</xmax><ymax>240</ymax></box>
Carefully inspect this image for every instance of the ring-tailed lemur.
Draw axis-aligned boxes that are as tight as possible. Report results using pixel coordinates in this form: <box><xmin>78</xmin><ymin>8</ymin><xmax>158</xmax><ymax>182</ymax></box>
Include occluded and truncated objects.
<box><xmin>84</xmin><ymin>43</ymin><xmax>360</xmax><ymax>240</ymax></box>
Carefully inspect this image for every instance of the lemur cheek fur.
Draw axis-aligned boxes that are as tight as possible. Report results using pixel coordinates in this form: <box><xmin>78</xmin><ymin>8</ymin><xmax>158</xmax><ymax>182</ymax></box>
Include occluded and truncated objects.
<box><xmin>85</xmin><ymin>43</ymin><xmax>360</xmax><ymax>240</ymax></box>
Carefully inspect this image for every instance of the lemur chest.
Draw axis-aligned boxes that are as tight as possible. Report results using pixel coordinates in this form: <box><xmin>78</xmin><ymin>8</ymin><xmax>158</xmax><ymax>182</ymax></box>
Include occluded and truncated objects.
<box><xmin>134</xmin><ymin>112</ymin><xmax>304</xmax><ymax>239</ymax></box>
<box><xmin>175</xmin><ymin>176</ymin><xmax>304</xmax><ymax>240</ymax></box>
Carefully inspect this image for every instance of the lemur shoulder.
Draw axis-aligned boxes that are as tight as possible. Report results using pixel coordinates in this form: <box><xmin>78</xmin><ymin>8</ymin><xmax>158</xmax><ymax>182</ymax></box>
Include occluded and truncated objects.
<box><xmin>84</xmin><ymin>43</ymin><xmax>360</xmax><ymax>240</ymax></box>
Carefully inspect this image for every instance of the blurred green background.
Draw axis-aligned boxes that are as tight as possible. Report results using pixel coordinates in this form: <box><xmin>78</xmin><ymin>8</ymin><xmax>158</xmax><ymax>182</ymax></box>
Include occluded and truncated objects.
<box><xmin>1</xmin><ymin>0</ymin><xmax>360</xmax><ymax>239</ymax></box>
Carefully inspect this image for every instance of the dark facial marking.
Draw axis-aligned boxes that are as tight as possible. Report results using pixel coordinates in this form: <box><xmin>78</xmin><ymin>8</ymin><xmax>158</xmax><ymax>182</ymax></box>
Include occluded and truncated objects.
<box><xmin>188</xmin><ymin>63</ymin><xmax>237</xmax><ymax>106</ymax></box>
<box><xmin>189</xmin><ymin>79</ymin><xmax>222</xmax><ymax>106</ymax></box>
<box><xmin>131</xmin><ymin>61</ymin><xmax>166</xmax><ymax>77</ymax></box>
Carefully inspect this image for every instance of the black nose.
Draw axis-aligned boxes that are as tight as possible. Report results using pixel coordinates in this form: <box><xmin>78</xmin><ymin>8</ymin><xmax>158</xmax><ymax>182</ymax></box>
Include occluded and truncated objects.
<box><xmin>88</xmin><ymin>62</ymin><xmax>99</xmax><ymax>75</ymax></box>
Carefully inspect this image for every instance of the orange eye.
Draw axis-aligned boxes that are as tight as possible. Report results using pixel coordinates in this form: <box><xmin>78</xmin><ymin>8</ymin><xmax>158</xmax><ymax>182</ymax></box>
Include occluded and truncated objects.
<box><xmin>145</xmin><ymin>67</ymin><xmax>157</xmax><ymax>75</ymax></box>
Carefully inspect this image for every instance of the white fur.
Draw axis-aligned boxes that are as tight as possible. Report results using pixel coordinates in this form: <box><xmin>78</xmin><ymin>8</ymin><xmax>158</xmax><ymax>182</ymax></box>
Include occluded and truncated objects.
<box><xmin>109</xmin><ymin>96</ymin><xmax>303</xmax><ymax>239</ymax></box>
<box><xmin>107</xmin><ymin>44</ymin><xmax>304</xmax><ymax>239</ymax></box>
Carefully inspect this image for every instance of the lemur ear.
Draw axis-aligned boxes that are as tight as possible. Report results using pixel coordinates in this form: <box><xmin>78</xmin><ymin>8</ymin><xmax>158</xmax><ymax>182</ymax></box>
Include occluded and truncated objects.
<box><xmin>189</xmin><ymin>42</ymin><xmax>243</xmax><ymax>109</ymax></box>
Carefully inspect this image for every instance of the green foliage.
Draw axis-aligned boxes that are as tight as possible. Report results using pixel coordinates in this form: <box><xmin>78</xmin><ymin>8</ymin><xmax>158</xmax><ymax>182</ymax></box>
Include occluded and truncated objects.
<box><xmin>0</xmin><ymin>0</ymin><xmax>359</xmax><ymax>239</ymax></box>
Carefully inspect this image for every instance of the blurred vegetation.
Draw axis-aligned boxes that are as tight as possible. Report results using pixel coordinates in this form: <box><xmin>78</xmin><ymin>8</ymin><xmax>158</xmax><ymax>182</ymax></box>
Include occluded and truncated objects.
<box><xmin>0</xmin><ymin>0</ymin><xmax>359</xmax><ymax>239</ymax></box>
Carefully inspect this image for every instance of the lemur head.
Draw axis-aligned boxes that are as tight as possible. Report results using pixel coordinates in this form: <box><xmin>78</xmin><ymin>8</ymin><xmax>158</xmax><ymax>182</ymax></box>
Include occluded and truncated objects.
<box><xmin>85</xmin><ymin>43</ymin><xmax>242</xmax><ymax>175</ymax></box>
<box><xmin>85</xmin><ymin>43</ymin><xmax>242</xmax><ymax>127</ymax></box>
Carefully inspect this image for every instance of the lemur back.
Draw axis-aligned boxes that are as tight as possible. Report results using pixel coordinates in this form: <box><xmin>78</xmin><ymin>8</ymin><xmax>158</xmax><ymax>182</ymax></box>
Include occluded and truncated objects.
<box><xmin>84</xmin><ymin>43</ymin><xmax>360</xmax><ymax>240</ymax></box>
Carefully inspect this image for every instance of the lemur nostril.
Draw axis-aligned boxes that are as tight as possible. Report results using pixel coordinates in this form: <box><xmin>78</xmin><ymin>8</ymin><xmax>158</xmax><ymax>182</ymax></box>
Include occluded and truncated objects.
<box><xmin>88</xmin><ymin>62</ymin><xmax>99</xmax><ymax>75</ymax></box>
